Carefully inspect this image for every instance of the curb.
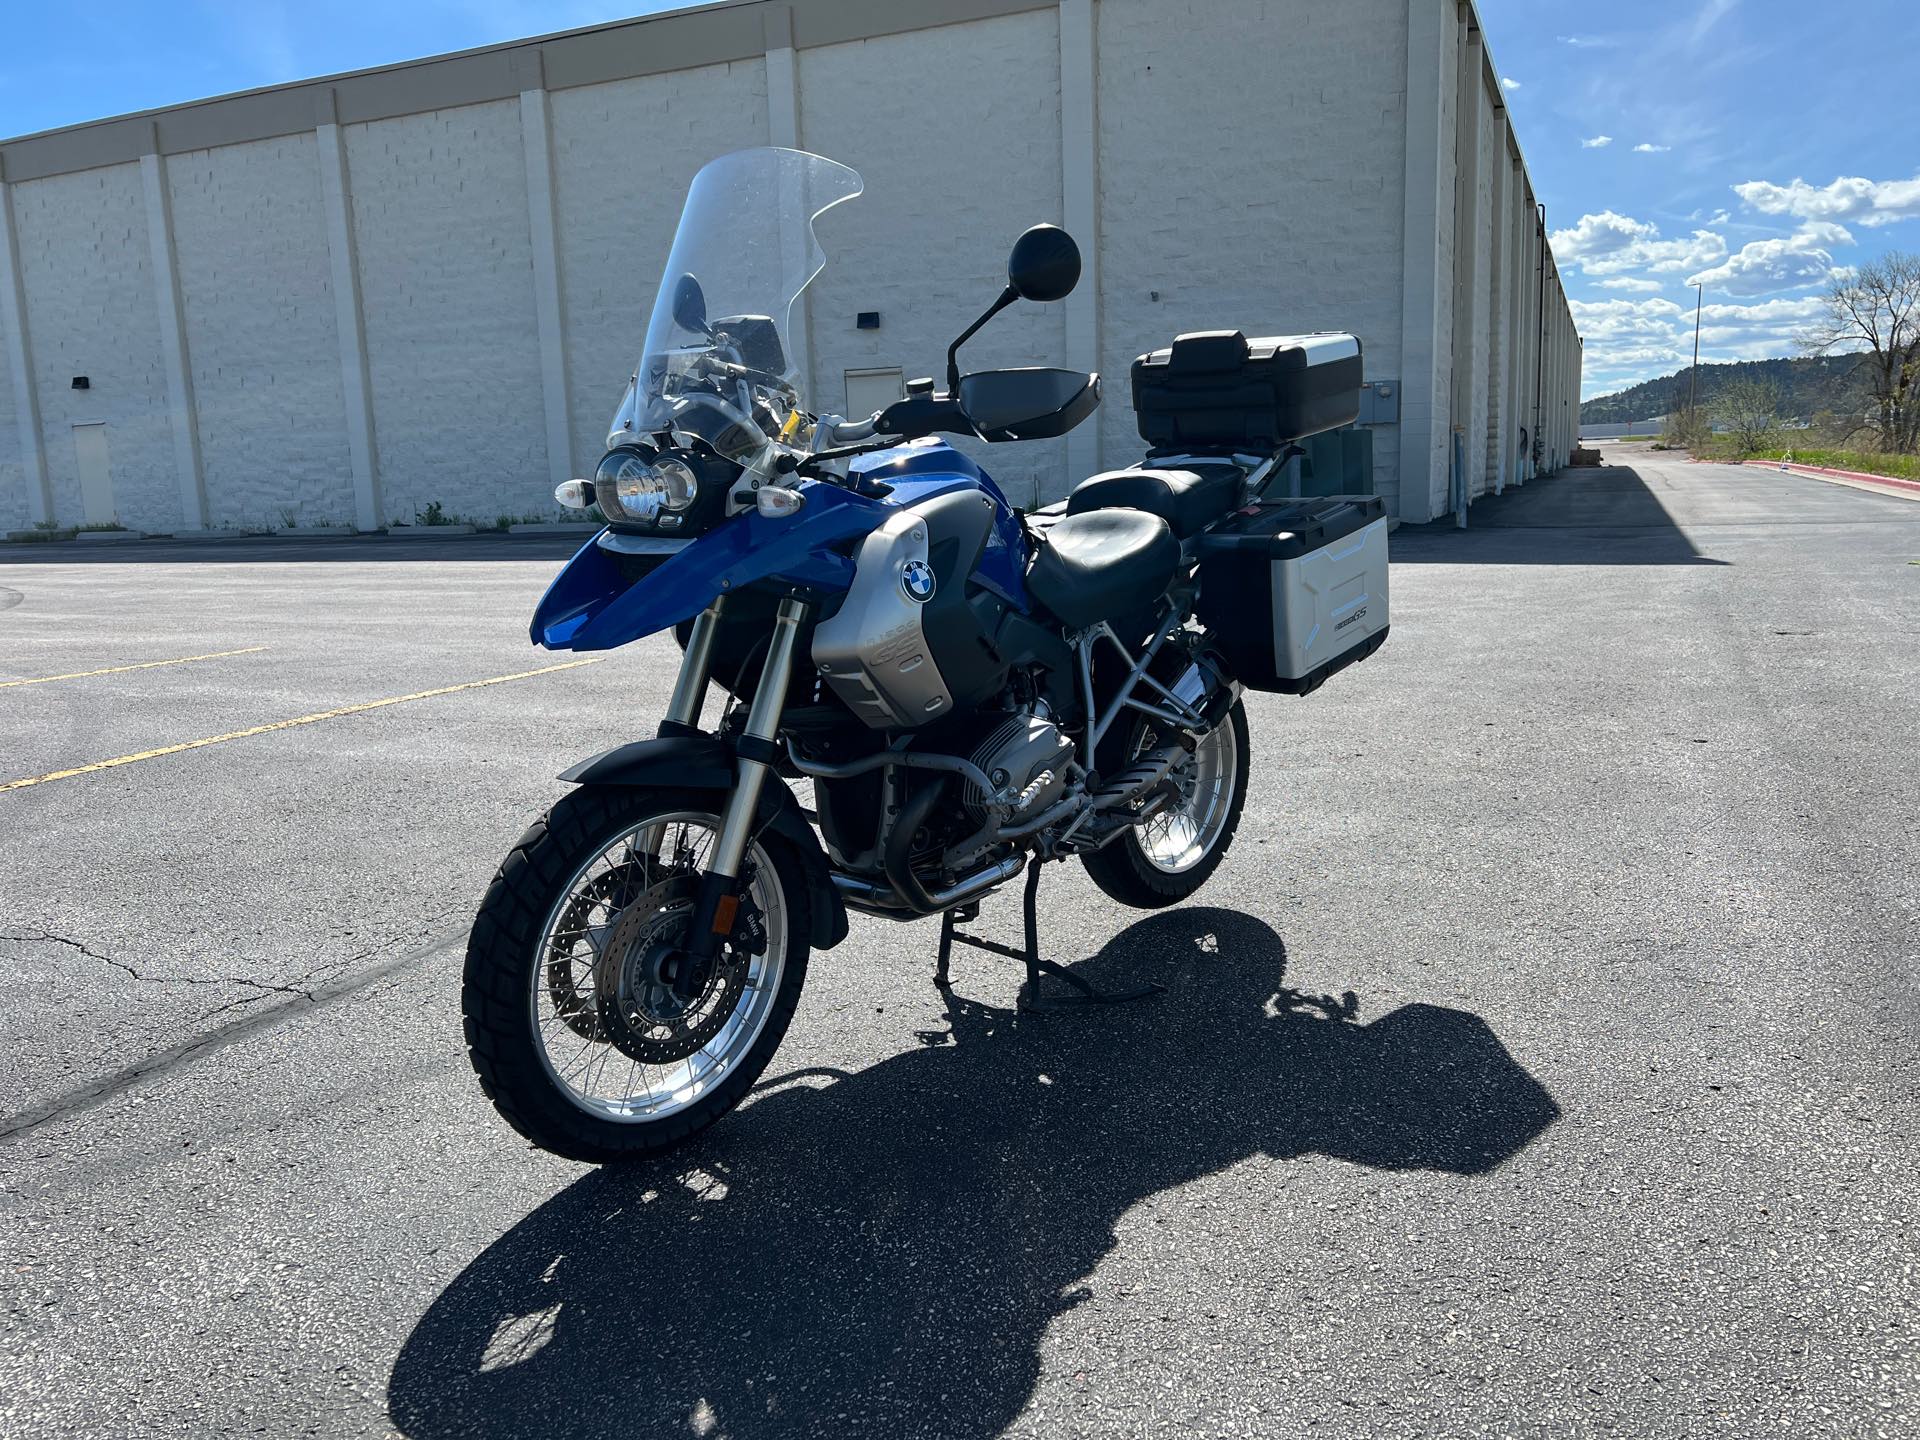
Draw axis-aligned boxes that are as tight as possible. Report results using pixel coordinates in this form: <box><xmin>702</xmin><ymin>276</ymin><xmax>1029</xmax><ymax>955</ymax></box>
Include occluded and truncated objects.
<box><xmin>74</xmin><ymin>530</ymin><xmax>146</xmax><ymax>543</ymax></box>
<box><xmin>270</xmin><ymin>526</ymin><xmax>359</xmax><ymax>538</ymax></box>
<box><xmin>508</xmin><ymin>522</ymin><xmax>601</xmax><ymax>535</ymax></box>
<box><xmin>383</xmin><ymin>525</ymin><xmax>478</xmax><ymax>537</ymax></box>
<box><xmin>1742</xmin><ymin>459</ymin><xmax>1920</xmax><ymax>497</ymax></box>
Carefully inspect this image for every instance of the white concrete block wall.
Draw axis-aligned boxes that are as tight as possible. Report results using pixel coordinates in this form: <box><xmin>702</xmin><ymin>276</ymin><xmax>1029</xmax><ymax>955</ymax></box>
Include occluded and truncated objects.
<box><xmin>801</xmin><ymin>10</ymin><xmax>1068</xmax><ymax>506</ymax></box>
<box><xmin>1095</xmin><ymin>0</ymin><xmax>1409</xmax><ymax>499</ymax></box>
<box><xmin>346</xmin><ymin>101</ymin><xmax>546</xmax><ymax>526</ymax></box>
<box><xmin>166</xmin><ymin>133</ymin><xmax>355</xmax><ymax>529</ymax></box>
<box><xmin>0</xmin><ymin>316</ymin><xmax>20</xmax><ymax>532</ymax></box>
<box><xmin>550</xmin><ymin>60</ymin><xmax>771</xmax><ymax>474</ymax></box>
<box><xmin>1421</xmin><ymin>6</ymin><xmax>1460</xmax><ymax>519</ymax></box>
<box><xmin>0</xmin><ymin>0</ymin><xmax>1577</xmax><ymax>535</ymax></box>
<box><xmin>1464</xmin><ymin>80</ymin><xmax>1495</xmax><ymax>501</ymax></box>
<box><xmin>13</xmin><ymin>163</ymin><xmax>178</xmax><ymax>530</ymax></box>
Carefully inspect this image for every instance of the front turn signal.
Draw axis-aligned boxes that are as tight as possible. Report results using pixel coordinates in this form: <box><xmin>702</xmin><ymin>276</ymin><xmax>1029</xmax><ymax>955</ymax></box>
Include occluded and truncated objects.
<box><xmin>756</xmin><ymin>486</ymin><xmax>806</xmax><ymax>518</ymax></box>
<box><xmin>553</xmin><ymin>479</ymin><xmax>593</xmax><ymax>511</ymax></box>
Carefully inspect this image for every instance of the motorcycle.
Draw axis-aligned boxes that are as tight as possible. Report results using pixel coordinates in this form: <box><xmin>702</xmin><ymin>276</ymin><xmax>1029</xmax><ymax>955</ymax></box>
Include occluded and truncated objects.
<box><xmin>464</xmin><ymin>147</ymin><xmax>1391</xmax><ymax>1162</ymax></box>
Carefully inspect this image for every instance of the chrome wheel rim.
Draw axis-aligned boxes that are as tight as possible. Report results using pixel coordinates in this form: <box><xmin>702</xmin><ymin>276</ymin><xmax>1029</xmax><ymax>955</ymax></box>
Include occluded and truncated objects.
<box><xmin>530</xmin><ymin>811</ymin><xmax>787</xmax><ymax>1123</ymax></box>
<box><xmin>1134</xmin><ymin>719</ymin><xmax>1238</xmax><ymax>873</ymax></box>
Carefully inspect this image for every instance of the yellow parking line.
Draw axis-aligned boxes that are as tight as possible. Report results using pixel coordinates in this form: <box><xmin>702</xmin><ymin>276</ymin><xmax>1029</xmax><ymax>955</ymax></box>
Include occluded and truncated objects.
<box><xmin>0</xmin><ymin>645</ymin><xmax>270</xmax><ymax>689</ymax></box>
<box><xmin>1</xmin><ymin>658</ymin><xmax>605</xmax><ymax>793</ymax></box>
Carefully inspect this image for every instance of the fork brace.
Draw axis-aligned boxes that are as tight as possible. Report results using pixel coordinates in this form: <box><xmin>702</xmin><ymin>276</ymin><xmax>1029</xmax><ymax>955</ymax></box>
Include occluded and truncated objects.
<box><xmin>934</xmin><ymin>861</ymin><xmax>1162</xmax><ymax>1011</ymax></box>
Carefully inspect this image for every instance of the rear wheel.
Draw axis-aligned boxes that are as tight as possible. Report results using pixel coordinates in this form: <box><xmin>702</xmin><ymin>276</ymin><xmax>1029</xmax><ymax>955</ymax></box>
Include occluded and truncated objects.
<box><xmin>1081</xmin><ymin>700</ymin><xmax>1250</xmax><ymax>908</ymax></box>
<box><xmin>463</xmin><ymin>786</ymin><xmax>809</xmax><ymax>1163</ymax></box>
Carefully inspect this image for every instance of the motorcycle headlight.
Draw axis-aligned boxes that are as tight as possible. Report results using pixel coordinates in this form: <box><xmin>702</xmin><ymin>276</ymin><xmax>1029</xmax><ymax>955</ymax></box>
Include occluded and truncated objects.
<box><xmin>594</xmin><ymin>448</ymin><xmax>699</xmax><ymax>525</ymax></box>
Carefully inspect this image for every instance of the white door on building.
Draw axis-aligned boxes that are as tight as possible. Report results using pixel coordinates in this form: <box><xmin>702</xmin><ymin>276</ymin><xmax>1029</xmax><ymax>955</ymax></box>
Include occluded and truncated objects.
<box><xmin>844</xmin><ymin>368</ymin><xmax>904</xmax><ymax>421</ymax></box>
<box><xmin>72</xmin><ymin>423</ymin><xmax>116</xmax><ymax>527</ymax></box>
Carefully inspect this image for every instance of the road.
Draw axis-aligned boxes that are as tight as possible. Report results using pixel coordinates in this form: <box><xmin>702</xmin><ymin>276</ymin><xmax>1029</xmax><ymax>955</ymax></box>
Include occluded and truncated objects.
<box><xmin>2</xmin><ymin>446</ymin><xmax>1916</xmax><ymax>1438</ymax></box>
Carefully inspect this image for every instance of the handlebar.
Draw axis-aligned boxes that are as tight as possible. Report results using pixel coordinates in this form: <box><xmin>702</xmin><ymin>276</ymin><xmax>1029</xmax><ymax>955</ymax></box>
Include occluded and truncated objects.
<box><xmin>825</xmin><ymin>414</ymin><xmax>886</xmax><ymax>445</ymax></box>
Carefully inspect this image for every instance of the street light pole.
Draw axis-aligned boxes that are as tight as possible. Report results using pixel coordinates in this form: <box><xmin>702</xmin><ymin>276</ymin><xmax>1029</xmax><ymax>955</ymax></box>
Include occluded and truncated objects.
<box><xmin>1689</xmin><ymin>282</ymin><xmax>1703</xmax><ymax>415</ymax></box>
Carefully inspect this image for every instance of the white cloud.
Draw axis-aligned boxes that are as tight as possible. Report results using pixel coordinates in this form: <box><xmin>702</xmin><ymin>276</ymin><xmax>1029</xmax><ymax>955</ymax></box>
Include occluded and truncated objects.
<box><xmin>1732</xmin><ymin>174</ymin><xmax>1920</xmax><ymax>228</ymax></box>
<box><xmin>1599</xmin><ymin>277</ymin><xmax>1666</xmax><ymax>293</ymax></box>
<box><xmin>1553</xmin><ymin>210</ymin><xmax>1656</xmax><ymax>258</ymax></box>
<box><xmin>1572</xmin><ymin>293</ymin><xmax>1833</xmax><ymax>394</ymax></box>
<box><xmin>1551</xmin><ymin>210</ymin><xmax>1728</xmax><ymax>277</ymax></box>
<box><xmin>1686</xmin><ymin>224</ymin><xmax>1850</xmax><ymax>297</ymax></box>
<box><xmin>1558</xmin><ymin>34</ymin><xmax>1618</xmax><ymax>47</ymax></box>
<box><xmin>1633</xmin><ymin>143</ymin><xmax>1672</xmax><ymax>154</ymax></box>
<box><xmin>1582</xmin><ymin>135</ymin><xmax>1614</xmax><ymax>149</ymax></box>
<box><xmin>1501</xmin><ymin>76</ymin><xmax>1521</xmax><ymax>92</ymax></box>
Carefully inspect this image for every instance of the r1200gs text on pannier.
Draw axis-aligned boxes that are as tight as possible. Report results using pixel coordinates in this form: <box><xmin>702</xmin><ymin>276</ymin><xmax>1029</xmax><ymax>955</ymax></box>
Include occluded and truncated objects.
<box><xmin>463</xmin><ymin>147</ymin><xmax>1389</xmax><ymax>1162</ymax></box>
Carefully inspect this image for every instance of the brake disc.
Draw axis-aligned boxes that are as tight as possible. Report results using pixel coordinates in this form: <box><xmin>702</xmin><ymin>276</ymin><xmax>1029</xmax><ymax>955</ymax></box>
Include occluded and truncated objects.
<box><xmin>595</xmin><ymin>874</ymin><xmax>765</xmax><ymax>1065</ymax></box>
<box><xmin>544</xmin><ymin>865</ymin><xmax>645</xmax><ymax>1042</ymax></box>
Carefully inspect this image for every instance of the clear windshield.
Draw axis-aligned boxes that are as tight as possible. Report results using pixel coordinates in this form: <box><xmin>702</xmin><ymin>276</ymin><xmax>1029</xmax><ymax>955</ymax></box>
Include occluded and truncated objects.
<box><xmin>609</xmin><ymin>148</ymin><xmax>863</xmax><ymax>460</ymax></box>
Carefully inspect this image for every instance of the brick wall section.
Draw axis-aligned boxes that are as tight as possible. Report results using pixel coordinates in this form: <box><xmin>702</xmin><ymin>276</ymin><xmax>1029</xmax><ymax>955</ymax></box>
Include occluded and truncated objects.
<box><xmin>1095</xmin><ymin>0</ymin><xmax>1409</xmax><ymax>501</ymax></box>
<box><xmin>800</xmin><ymin>10</ymin><xmax>1069</xmax><ymax>505</ymax></box>
<box><xmin>550</xmin><ymin>60</ymin><xmax>771</xmax><ymax>473</ymax></box>
<box><xmin>346</xmin><ymin>101</ymin><xmax>547</xmax><ymax>526</ymax></box>
<box><xmin>166</xmin><ymin>133</ymin><xmax>355</xmax><ymax>529</ymax></box>
<box><xmin>13</xmin><ymin>163</ymin><xmax>177</xmax><ymax>530</ymax></box>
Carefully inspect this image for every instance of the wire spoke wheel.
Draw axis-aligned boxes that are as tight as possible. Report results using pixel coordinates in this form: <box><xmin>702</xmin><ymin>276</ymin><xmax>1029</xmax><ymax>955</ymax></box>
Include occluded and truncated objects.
<box><xmin>1133</xmin><ymin>717</ymin><xmax>1239</xmax><ymax>873</ymax></box>
<box><xmin>463</xmin><ymin>786</ymin><xmax>811</xmax><ymax>1162</ymax></box>
<box><xmin>533</xmin><ymin>812</ymin><xmax>785</xmax><ymax>1123</ymax></box>
<box><xmin>1081</xmin><ymin>700</ymin><xmax>1250</xmax><ymax>910</ymax></box>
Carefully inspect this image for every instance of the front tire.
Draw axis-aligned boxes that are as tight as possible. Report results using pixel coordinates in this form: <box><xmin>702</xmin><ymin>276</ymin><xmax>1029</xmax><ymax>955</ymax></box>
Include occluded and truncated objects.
<box><xmin>463</xmin><ymin>785</ymin><xmax>810</xmax><ymax>1163</ymax></box>
<box><xmin>1081</xmin><ymin>700</ymin><xmax>1250</xmax><ymax>909</ymax></box>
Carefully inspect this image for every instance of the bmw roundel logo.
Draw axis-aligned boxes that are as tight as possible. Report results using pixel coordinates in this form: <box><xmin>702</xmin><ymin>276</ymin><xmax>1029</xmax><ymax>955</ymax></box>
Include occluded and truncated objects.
<box><xmin>900</xmin><ymin>559</ymin><xmax>937</xmax><ymax>603</ymax></box>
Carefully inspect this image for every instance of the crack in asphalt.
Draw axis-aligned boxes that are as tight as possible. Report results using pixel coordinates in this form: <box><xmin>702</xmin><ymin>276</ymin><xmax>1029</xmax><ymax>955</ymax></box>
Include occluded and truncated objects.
<box><xmin>2</xmin><ymin>929</ymin><xmax>320</xmax><ymax>1004</ymax></box>
<box><xmin>0</xmin><ymin>925</ymin><xmax>465</xmax><ymax>1142</ymax></box>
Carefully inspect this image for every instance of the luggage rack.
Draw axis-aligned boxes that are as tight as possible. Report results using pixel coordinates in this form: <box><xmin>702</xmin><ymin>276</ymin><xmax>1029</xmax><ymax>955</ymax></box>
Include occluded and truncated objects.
<box><xmin>934</xmin><ymin>860</ymin><xmax>1162</xmax><ymax>1011</ymax></box>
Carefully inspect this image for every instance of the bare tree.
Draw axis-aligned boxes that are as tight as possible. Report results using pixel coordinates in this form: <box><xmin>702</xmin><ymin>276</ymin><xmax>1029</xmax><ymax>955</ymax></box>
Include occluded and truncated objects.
<box><xmin>1800</xmin><ymin>250</ymin><xmax>1920</xmax><ymax>454</ymax></box>
<box><xmin>1713</xmin><ymin>376</ymin><xmax>1779</xmax><ymax>454</ymax></box>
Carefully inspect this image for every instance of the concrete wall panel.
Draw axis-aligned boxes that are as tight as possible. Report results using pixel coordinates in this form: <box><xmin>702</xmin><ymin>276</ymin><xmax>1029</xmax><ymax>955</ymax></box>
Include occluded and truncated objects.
<box><xmin>1097</xmin><ymin>0</ymin><xmax>1409</xmax><ymax>497</ymax></box>
<box><xmin>13</xmin><ymin>163</ymin><xmax>178</xmax><ymax>530</ymax></box>
<box><xmin>346</xmin><ymin>100</ymin><xmax>545</xmax><ymax>525</ymax></box>
<box><xmin>167</xmin><ymin>132</ymin><xmax>354</xmax><ymax>529</ymax></box>
<box><xmin>800</xmin><ymin>9</ymin><xmax>1067</xmax><ymax>504</ymax></box>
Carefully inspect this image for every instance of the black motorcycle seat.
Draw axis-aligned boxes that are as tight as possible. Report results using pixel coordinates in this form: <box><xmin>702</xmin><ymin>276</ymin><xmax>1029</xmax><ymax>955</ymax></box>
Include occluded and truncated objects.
<box><xmin>1026</xmin><ymin>509</ymin><xmax>1180</xmax><ymax>630</ymax></box>
<box><xmin>1065</xmin><ymin>464</ymin><xmax>1243</xmax><ymax>539</ymax></box>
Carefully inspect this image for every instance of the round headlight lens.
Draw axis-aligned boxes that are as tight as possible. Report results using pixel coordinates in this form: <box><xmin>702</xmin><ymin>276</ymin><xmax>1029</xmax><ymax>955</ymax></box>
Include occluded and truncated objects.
<box><xmin>651</xmin><ymin>457</ymin><xmax>699</xmax><ymax>512</ymax></box>
<box><xmin>595</xmin><ymin>449</ymin><xmax>700</xmax><ymax>524</ymax></box>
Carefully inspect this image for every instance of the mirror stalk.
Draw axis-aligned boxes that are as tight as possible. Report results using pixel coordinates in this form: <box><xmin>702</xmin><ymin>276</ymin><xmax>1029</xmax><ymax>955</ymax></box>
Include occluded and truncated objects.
<box><xmin>946</xmin><ymin>284</ymin><xmax>1018</xmax><ymax>395</ymax></box>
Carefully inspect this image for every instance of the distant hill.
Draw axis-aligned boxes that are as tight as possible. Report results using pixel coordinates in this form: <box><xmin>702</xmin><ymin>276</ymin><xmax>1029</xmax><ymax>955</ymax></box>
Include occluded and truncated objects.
<box><xmin>1581</xmin><ymin>355</ymin><xmax>1862</xmax><ymax>425</ymax></box>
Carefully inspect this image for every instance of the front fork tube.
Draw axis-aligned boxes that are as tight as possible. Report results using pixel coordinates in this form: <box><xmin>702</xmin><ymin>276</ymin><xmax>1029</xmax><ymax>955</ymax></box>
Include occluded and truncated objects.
<box><xmin>661</xmin><ymin>597</ymin><xmax>725</xmax><ymax>732</ymax></box>
<box><xmin>679</xmin><ymin>595</ymin><xmax>812</xmax><ymax>974</ymax></box>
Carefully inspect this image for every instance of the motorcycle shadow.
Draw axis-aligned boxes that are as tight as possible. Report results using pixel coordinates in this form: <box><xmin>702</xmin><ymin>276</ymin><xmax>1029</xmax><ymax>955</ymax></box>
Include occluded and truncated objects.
<box><xmin>388</xmin><ymin>907</ymin><xmax>1559</xmax><ymax>1438</ymax></box>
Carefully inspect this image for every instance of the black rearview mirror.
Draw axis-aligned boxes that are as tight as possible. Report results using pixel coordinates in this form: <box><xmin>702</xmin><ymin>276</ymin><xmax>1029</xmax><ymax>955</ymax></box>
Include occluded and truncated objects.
<box><xmin>671</xmin><ymin>273</ymin><xmax>710</xmax><ymax>335</ymax></box>
<box><xmin>1007</xmin><ymin>225</ymin><xmax>1081</xmax><ymax>303</ymax></box>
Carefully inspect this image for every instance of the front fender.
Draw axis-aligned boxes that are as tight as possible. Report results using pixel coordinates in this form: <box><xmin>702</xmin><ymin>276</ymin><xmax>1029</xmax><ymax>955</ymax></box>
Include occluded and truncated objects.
<box><xmin>559</xmin><ymin>736</ymin><xmax>849</xmax><ymax>951</ymax></box>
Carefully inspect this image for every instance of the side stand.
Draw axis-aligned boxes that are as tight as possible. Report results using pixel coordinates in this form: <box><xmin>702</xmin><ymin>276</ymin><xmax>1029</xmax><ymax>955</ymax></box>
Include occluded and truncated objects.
<box><xmin>934</xmin><ymin>861</ymin><xmax>1162</xmax><ymax>1011</ymax></box>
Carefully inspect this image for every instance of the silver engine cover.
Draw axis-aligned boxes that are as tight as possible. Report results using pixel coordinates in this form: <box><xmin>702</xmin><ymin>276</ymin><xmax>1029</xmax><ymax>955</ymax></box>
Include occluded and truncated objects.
<box><xmin>812</xmin><ymin>507</ymin><xmax>952</xmax><ymax>728</ymax></box>
<box><xmin>964</xmin><ymin>712</ymin><xmax>1075</xmax><ymax>817</ymax></box>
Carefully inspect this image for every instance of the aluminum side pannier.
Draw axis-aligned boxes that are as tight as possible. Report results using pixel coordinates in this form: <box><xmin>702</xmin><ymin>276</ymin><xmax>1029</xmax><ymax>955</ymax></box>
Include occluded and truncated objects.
<box><xmin>1194</xmin><ymin>497</ymin><xmax>1389</xmax><ymax>694</ymax></box>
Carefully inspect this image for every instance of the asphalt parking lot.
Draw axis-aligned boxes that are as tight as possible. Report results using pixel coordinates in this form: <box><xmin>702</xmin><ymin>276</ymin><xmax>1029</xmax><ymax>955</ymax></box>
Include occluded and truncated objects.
<box><xmin>3</xmin><ymin>445</ymin><xmax>1916</xmax><ymax>1438</ymax></box>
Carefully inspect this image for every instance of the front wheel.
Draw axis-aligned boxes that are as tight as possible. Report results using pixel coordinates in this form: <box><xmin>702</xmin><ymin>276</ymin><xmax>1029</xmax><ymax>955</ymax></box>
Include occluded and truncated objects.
<box><xmin>1081</xmin><ymin>700</ymin><xmax>1250</xmax><ymax>909</ymax></box>
<box><xmin>463</xmin><ymin>785</ymin><xmax>810</xmax><ymax>1163</ymax></box>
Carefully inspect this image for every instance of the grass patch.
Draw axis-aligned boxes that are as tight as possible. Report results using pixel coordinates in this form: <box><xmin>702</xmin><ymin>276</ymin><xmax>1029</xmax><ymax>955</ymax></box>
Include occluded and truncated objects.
<box><xmin>1703</xmin><ymin>441</ymin><xmax>1920</xmax><ymax>482</ymax></box>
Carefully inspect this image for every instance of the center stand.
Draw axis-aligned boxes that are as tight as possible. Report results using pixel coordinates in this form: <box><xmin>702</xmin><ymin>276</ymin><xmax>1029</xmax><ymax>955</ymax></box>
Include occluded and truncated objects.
<box><xmin>934</xmin><ymin>860</ymin><xmax>1163</xmax><ymax>1011</ymax></box>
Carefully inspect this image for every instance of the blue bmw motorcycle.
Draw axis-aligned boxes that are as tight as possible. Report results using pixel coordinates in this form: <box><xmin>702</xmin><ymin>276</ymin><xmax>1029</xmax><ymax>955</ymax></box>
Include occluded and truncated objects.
<box><xmin>465</xmin><ymin>148</ymin><xmax>1390</xmax><ymax>1161</ymax></box>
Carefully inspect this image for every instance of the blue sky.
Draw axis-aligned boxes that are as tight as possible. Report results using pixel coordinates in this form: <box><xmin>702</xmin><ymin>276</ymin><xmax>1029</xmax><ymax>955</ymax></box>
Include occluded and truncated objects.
<box><xmin>3</xmin><ymin>0</ymin><xmax>1915</xmax><ymax>400</ymax></box>
<box><xmin>1479</xmin><ymin>0</ymin><xmax>1920</xmax><ymax>397</ymax></box>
